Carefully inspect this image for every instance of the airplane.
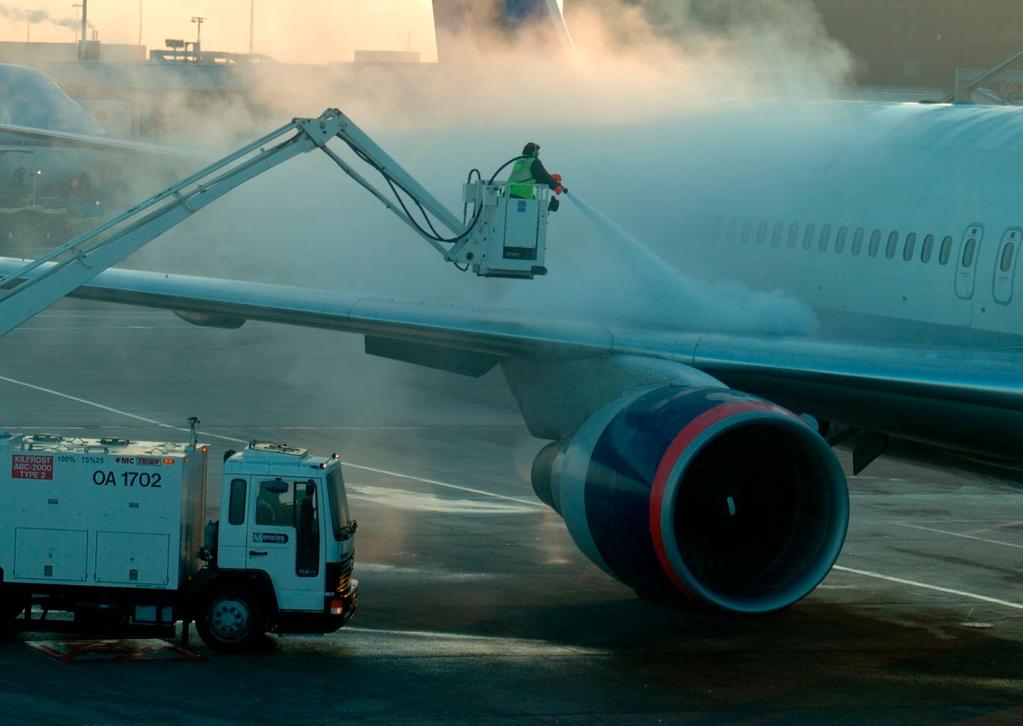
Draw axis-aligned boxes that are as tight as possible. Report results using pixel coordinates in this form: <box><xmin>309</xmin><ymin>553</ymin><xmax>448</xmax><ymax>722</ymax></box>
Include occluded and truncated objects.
<box><xmin>432</xmin><ymin>0</ymin><xmax>574</xmax><ymax>60</ymax></box>
<box><xmin>2</xmin><ymin>98</ymin><xmax>1021</xmax><ymax>618</ymax></box>
<box><xmin>0</xmin><ymin>63</ymin><xmax>201</xmax><ymax>203</ymax></box>
<box><xmin>0</xmin><ymin>63</ymin><xmax>106</xmax><ymax>194</ymax></box>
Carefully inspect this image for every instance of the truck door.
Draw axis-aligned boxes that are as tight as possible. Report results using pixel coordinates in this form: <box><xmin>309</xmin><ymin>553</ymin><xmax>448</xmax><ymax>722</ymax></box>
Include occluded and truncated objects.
<box><xmin>247</xmin><ymin>478</ymin><xmax>323</xmax><ymax>611</ymax></box>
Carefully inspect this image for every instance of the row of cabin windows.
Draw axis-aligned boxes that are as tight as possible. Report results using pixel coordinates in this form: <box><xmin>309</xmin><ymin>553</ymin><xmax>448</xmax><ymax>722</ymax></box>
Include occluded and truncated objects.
<box><xmin>716</xmin><ymin>217</ymin><xmax>1013</xmax><ymax>272</ymax></box>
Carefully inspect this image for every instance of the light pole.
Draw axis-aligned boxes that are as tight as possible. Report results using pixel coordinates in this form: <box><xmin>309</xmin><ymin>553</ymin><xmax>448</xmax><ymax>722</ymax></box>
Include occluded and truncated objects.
<box><xmin>72</xmin><ymin>3</ymin><xmax>82</xmax><ymax>43</ymax></box>
<box><xmin>80</xmin><ymin>0</ymin><xmax>88</xmax><ymax>60</ymax></box>
<box><xmin>191</xmin><ymin>16</ymin><xmax>205</xmax><ymax>55</ymax></box>
<box><xmin>32</xmin><ymin>170</ymin><xmax>43</xmax><ymax>206</ymax></box>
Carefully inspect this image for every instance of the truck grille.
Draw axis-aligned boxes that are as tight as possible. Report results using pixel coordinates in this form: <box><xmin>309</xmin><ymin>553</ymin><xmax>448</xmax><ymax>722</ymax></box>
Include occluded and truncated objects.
<box><xmin>328</xmin><ymin>556</ymin><xmax>354</xmax><ymax>594</ymax></box>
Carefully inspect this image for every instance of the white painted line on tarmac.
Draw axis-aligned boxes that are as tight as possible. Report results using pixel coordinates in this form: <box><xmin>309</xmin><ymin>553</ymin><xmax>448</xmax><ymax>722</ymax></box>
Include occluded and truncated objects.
<box><xmin>0</xmin><ymin>374</ymin><xmax>544</xmax><ymax>509</ymax></box>
<box><xmin>964</xmin><ymin>520</ymin><xmax>1023</xmax><ymax>536</ymax></box>
<box><xmin>244</xmin><ymin>425</ymin><xmax>518</xmax><ymax>432</ymax></box>
<box><xmin>344</xmin><ymin>626</ymin><xmax>607</xmax><ymax>654</ymax></box>
<box><xmin>344</xmin><ymin>464</ymin><xmax>543</xmax><ymax>508</ymax></box>
<box><xmin>349</xmin><ymin>485</ymin><xmax>540</xmax><ymax>513</ymax></box>
<box><xmin>346</xmin><ymin>626</ymin><xmax>516</xmax><ymax>641</ymax></box>
<box><xmin>833</xmin><ymin>565</ymin><xmax>1023</xmax><ymax>611</ymax></box>
<box><xmin>6</xmin><ymin>325</ymin><xmax>190</xmax><ymax>332</ymax></box>
<box><xmin>892</xmin><ymin>522</ymin><xmax>1023</xmax><ymax>550</ymax></box>
<box><xmin>357</xmin><ymin>562</ymin><xmax>497</xmax><ymax>579</ymax></box>
<box><xmin>0</xmin><ymin>375</ymin><xmax>204</xmax><ymax>434</ymax></box>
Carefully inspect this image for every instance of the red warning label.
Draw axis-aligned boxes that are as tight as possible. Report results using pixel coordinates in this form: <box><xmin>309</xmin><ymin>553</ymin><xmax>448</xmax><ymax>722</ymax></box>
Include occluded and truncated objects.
<box><xmin>12</xmin><ymin>455</ymin><xmax>54</xmax><ymax>480</ymax></box>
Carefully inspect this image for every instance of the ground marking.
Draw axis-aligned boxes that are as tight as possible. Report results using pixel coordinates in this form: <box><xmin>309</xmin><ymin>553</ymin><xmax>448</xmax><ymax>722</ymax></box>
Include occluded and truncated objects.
<box><xmin>6</xmin><ymin>325</ymin><xmax>190</xmax><ymax>332</ymax></box>
<box><xmin>964</xmin><ymin>520</ymin><xmax>1023</xmax><ymax>536</ymax></box>
<box><xmin>833</xmin><ymin>565</ymin><xmax>1023</xmax><ymax>611</ymax></box>
<box><xmin>346</xmin><ymin>626</ymin><xmax>523</xmax><ymax>641</ymax></box>
<box><xmin>892</xmin><ymin>521</ymin><xmax>1023</xmax><ymax>550</ymax></box>
<box><xmin>344</xmin><ymin>626</ymin><xmax>606</xmax><ymax>654</ymax></box>
<box><xmin>344</xmin><ymin>464</ymin><xmax>542</xmax><ymax>507</ymax></box>
<box><xmin>0</xmin><ymin>375</ymin><xmax>544</xmax><ymax>508</ymax></box>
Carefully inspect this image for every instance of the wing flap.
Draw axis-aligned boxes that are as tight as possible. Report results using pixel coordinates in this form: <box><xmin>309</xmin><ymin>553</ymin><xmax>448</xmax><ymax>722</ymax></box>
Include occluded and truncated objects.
<box><xmin>365</xmin><ymin>336</ymin><xmax>500</xmax><ymax>377</ymax></box>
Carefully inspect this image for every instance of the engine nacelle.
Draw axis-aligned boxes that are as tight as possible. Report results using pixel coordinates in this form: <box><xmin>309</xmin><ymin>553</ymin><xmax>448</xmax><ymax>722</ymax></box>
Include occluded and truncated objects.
<box><xmin>532</xmin><ymin>386</ymin><xmax>848</xmax><ymax>614</ymax></box>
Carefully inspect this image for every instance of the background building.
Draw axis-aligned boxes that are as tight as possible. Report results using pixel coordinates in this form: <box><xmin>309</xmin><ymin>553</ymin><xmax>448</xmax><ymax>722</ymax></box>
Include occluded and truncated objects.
<box><xmin>813</xmin><ymin>0</ymin><xmax>1023</xmax><ymax>89</ymax></box>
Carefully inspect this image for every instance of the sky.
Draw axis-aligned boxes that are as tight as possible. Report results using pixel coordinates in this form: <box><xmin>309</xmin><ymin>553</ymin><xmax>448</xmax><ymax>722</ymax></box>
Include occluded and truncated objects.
<box><xmin>0</xmin><ymin>0</ymin><xmax>439</xmax><ymax>63</ymax></box>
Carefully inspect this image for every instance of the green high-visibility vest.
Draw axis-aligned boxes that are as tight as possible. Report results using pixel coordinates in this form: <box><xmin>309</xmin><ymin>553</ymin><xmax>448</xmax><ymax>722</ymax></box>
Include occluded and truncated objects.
<box><xmin>507</xmin><ymin>157</ymin><xmax>535</xmax><ymax>199</ymax></box>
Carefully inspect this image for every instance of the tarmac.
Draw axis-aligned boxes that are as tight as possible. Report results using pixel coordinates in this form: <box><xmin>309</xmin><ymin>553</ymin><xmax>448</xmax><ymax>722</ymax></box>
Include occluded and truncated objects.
<box><xmin>0</xmin><ymin>301</ymin><xmax>1021</xmax><ymax>724</ymax></box>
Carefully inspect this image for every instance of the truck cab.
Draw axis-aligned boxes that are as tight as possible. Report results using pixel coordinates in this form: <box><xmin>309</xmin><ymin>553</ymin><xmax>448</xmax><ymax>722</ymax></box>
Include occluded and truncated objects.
<box><xmin>198</xmin><ymin>442</ymin><xmax>358</xmax><ymax>650</ymax></box>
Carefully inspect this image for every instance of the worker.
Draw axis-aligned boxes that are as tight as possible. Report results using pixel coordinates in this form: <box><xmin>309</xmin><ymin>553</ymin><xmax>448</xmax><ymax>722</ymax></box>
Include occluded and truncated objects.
<box><xmin>507</xmin><ymin>142</ymin><xmax>567</xmax><ymax>211</ymax></box>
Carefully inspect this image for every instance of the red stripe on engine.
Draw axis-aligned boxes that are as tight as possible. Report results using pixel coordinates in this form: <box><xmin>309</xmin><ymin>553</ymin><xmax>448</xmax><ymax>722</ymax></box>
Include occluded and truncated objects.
<box><xmin>648</xmin><ymin>400</ymin><xmax>785</xmax><ymax>599</ymax></box>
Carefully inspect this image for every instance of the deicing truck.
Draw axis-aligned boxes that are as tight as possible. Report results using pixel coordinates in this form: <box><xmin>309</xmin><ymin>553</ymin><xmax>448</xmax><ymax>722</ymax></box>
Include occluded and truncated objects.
<box><xmin>0</xmin><ymin>420</ymin><xmax>358</xmax><ymax>651</ymax></box>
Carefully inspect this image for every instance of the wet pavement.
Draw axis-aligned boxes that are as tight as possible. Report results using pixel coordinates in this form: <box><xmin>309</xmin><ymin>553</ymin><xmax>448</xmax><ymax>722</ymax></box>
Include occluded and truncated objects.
<box><xmin>0</xmin><ymin>302</ymin><xmax>1021</xmax><ymax>724</ymax></box>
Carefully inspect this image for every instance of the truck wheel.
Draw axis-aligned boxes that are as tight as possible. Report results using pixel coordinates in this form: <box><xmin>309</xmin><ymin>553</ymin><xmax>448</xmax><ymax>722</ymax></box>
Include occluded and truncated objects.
<box><xmin>0</xmin><ymin>598</ymin><xmax>25</xmax><ymax>629</ymax></box>
<box><xmin>196</xmin><ymin>586</ymin><xmax>266</xmax><ymax>652</ymax></box>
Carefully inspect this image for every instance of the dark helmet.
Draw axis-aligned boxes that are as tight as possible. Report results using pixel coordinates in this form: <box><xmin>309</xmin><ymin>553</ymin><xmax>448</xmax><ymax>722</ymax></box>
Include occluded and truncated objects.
<box><xmin>522</xmin><ymin>142</ymin><xmax>540</xmax><ymax>157</ymax></box>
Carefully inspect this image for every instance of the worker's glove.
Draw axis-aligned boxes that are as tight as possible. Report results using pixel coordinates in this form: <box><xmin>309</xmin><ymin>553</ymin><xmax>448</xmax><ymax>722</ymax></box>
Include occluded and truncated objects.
<box><xmin>551</xmin><ymin>173</ymin><xmax>565</xmax><ymax>195</ymax></box>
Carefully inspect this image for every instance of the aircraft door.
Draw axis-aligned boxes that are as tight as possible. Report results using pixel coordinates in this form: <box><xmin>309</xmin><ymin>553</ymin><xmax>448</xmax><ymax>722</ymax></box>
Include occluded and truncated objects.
<box><xmin>248</xmin><ymin>478</ymin><xmax>323</xmax><ymax>612</ymax></box>
<box><xmin>955</xmin><ymin>224</ymin><xmax>983</xmax><ymax>300</ymax></box>
<box><xmin>993</xmin><ymin>228</ymin><xmax>1020</xmax><ymax>304</ymax></box>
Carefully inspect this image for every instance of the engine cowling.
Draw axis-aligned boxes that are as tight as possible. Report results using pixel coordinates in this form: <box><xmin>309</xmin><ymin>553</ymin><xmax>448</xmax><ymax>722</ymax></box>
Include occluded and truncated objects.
<box><xmin>531</xmin><ymin>385</ymin><xmax>848</xmax><ymax>614</ymax></box>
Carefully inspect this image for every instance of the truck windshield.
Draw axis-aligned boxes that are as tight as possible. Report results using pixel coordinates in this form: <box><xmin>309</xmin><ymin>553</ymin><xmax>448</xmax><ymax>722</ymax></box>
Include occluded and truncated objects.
<box><xmin>326</xmin><ymin>467</ymin><xmax>352</xmax><ymax>540</ymax></box>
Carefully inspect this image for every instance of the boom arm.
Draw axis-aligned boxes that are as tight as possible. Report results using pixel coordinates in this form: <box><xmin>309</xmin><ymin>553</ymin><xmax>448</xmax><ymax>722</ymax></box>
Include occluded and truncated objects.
<box><xmin>0</xmin><ymin>108</ymin><xmax>550</xmax><ymax>338</ymax></box>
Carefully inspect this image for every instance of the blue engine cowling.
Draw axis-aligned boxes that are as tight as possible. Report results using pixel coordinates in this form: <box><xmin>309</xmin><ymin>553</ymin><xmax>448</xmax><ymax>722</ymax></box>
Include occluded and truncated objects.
<box><xmin>531</xmin><ymin>386</ymin><xmax>849</xmax><ymax>614</ymax></box>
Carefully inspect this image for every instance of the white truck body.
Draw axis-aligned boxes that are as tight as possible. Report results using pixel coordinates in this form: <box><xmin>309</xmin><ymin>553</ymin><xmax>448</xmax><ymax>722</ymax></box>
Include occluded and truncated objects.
<box><xmin>0</xmin><ymin>434</ymin><xmax>206</xmax><ymax>601</ymax></box>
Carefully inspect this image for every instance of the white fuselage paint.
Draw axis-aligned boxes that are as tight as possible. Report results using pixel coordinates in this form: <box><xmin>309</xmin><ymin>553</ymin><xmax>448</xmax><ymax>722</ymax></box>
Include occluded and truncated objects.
<box><xmin>652</xmin><ymin>102</ymin><xmax>1023</xmax><ymax>346</ymax></box>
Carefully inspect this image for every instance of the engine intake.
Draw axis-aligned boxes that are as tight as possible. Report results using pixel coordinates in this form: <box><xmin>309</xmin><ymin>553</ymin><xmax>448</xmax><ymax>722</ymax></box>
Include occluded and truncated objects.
<box><xmin>532</xmin><ymin>386</ymin><xmax>848</xmax><ymax>614</ymax></box>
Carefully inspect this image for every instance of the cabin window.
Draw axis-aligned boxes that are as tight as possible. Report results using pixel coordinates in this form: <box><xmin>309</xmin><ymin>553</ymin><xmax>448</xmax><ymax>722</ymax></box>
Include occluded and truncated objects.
<box><xmin>962</xmin><ymin>238</ymin><xmax>977</xmax><ymax>268</ymax></box>
<box><xmin>920</xmin><ymin>234</ymin><xmax>934</xmax><ymax>263</ymax></box>
<box><xmin>741</xmin><ymin>218</ymin><xmax>753</xmax><ymax>243</ymax></box>
<box><xmin>868</xmin><ymin>230</ymin><xmax>882</xmax><ymax>257</ymax></box>
<box><xmin>257</xmin><ymin>481</ymin><xmax>293</xmax><ymax>526</ymax></box>
<box><xmin>852</xmin><ymin>228</ymin><xmax>865</xmax><ymax>255</ymax></box>
<box><xmin>803</xmin><ymin>224</ymin><xmax>816</xmax><ymax>251</ymax></box>
<box><xmin>772</xmin><ymin>221</ymin><xmax>784</xmax><ymax>246</ymax></box>
<box><xmin>1001</xmin><ymin>241</ymin><xmax>1017</xmax><ymax>273</ymax></box>
<box><xmin>885</xmin><ymin>231</ymin><xmax>899</xmax><ymax>259</ymax></box>
<box><xmin>228</xmin><ymin>479</ymin><xmax>247</xmax><ymax>526</ymax></box>
<box><xmin>787</xmin><ymin>222</ymin><xmax>800</xmax><ymax>248</ymax></box>
<box><xmin>727</xmin><ymin>218</ymin><xmax>738</xmax><ymax>243</ymax></box>
<box><xmin>756</xmin><ymin>219</ymin><xmax>768</xmax><ymax>245</ymax></box>
<box><xmin>711</xmin><ymin>216</ymin><xmax>723</xmax><ymax>242</ymax></box>
<box><xmin>818</xmin><ymin>224</ymin><xmax>832</xmax><ymax>252</ymax></box>
<box><xmin>903</xmin><ymin>233</ymin><xmax>917</xmax><ymax>261</ymax></box>
<box><xmin>835</xmin><ymin>226</ymin><xmax>848</xmax><ymax>254</ymax></box>
<box><xmin>939</xmin><ymin>235</ymin><xmax>953</xmax><ymax>265</ymax></box>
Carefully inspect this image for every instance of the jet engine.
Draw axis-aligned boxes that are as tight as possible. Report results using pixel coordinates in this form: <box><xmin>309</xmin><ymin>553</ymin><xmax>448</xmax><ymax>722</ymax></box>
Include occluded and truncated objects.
<box><xmin>531</xmin><ymin>386</ymin><xmax>848</xmax><ymax>614</ymax></box>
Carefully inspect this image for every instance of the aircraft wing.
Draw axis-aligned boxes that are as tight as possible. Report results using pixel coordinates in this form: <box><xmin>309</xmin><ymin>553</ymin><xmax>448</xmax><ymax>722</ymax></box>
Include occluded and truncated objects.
<box><xmin>2</xmin><ymin>259</ymin><xmax>1020</xmax><ymax>467</ymax></box>
<box><xmin>0</xmin><ymin>122</ymin><xmax>207</xmax><ymax>160</ymax></box>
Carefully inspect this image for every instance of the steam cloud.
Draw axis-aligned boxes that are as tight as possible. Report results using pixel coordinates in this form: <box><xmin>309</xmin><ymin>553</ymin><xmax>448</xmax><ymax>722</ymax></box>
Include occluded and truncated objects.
<box><xmin>0</xmin><ymin>4</ymin><xmax>93</xmax><ymax>32</ymax></box>
<box><xmin>117</xmin><ymin>0</ymin><xmax>850</xmax><ymax>340</ymax></box>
